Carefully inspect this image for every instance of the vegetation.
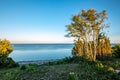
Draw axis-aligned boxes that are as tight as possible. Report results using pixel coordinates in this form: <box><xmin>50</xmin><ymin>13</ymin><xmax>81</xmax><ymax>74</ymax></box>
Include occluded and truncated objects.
<box><xmin>68</xmin><ymin>72</ymin><xmax>78</xmax><ymax>80</ymax></box>
<box><xmin>0</xmin><ymin>57</ymin><xmax>120</xmax><ymax>80</ymax></box>
<box><xmin>66</xmin><ymin>9</ymin><xmax>111</xmax><ymax>61</ymax></box>
<box><xmin>112</xmin><ymin>44</ymin><xmax>120</xmax><ymax>58</ymax></box>
<box><xmin>0</xmin><ymin>39</ymin><xmax>13</xmax><ymax>57</ymax></box>
<box><xmin>0</xmin><ymin>8</ymin><xmax>120</xmax><ymax>80</ymax></box>
<box><xmin>0</xmin><ymin>39</ymin><xmax>19</xmax><ymax>68</ymax></box>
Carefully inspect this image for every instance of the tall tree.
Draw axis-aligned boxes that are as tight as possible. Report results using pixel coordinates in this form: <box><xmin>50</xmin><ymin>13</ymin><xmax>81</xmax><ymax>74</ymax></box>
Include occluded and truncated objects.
<box><xmin>66</xmin><ymin>9</ymin><xmax>111</xmax><ymax>61</ymax></box>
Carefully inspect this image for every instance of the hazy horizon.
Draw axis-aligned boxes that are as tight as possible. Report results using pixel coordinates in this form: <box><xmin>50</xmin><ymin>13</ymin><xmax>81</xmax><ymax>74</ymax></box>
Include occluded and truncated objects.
<box><xmin>0</xmin><ymin>0</ymin><xmax>120</xmax><ymax>43</ymax></box>
<box><xmin>11</xmin><ymin>42</ymin><xmax>119</xmax><ymax>44</ymax></box>
<box><xmin>11</xmin><ymin>42</ymin><xmax>74</xmax><ymax>44</ymax></box>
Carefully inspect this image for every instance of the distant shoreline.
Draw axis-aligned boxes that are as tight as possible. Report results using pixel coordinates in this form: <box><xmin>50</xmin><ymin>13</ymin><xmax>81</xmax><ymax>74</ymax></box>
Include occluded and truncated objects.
<box><xmin>17</xmin><ymin>59</ymin><xmax>59</xmax><ymax>65</ymax></box>
<box><xmin>11</xmin><ymin>43</ymin><xmax>119</xmax><ymax>45</ymax></box>
<box><xmin>11</xmin><ymin>43</ymin><xmax>74</xmax><ymax>45</ymax></box>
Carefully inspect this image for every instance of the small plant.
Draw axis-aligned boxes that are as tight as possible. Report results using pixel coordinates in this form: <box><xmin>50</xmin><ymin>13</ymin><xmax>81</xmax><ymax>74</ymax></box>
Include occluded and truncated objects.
<box><xmin>95</xmin><ymin>62</ymin><xmax>106</xmax><ymax>74</ymax></box>
<box><xmin>68</xmin><ymin>72</ymin><xmax>78</xmax><ymax>80</ymax></box>
<box><xmin>108</xmin><ymin>67</ymin><xmax>114</xmax><ymax>72</ymax></box>
<box><xmin>27</xmin><ymin>64</ymin><xmax>36</xmax><ymax>71</ymax></box>
<box><xmin>96</xmin><ymin>63</ymin><xmax>104</xmax><ymax>69</ymax></box>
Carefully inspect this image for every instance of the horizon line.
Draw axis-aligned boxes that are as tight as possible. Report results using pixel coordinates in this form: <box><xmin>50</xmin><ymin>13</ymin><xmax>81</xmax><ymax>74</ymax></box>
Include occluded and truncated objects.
<box><xmin>11</xmin><ymin>42</ymin><xmax>74</xmax><ymax>44</ymax></box>
<box><xmin>11</xmin><ymin>42</ymin><xmax>120</xmax><ymax>44</ymax></box>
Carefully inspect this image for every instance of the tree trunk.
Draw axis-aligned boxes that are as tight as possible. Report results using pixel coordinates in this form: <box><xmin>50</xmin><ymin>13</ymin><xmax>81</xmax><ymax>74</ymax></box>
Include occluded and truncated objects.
<box><xmin>93</xmin><ymin>31</ymin><xmax>97</xmax><ymax>61</ymax></box>
<box><xmin>89</xmin><ymin>42</ymin><xmax>93</xmax><ymax>60</ymax></box>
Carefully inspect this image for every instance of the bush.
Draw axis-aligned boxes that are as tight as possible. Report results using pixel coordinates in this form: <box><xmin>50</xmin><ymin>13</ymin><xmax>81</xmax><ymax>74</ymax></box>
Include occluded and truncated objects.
<box><xmin>96</xmin><ymin>55</ymin><xmax>112</xmax><ymax>61</ymax></box>
<box><xmin>20</xmin><ymin>65</ymin><xmax>27</xmax><ymax>70</ymax></box>
<box><xmin>112</xmin><ymin>44</ymin><xmax>120</xmax><ymax>58</ymax></box>
<box><xmin>108</xmin><ymin>67</ymin><xmax>114</xmax><ymax>72</ymax></box>
<box><xmin>0</xmin><ymin>57</ymin><xmax>19</xmax><ymax>68</ymax></box>
<box><xmin>68</xmin><ymin>72</ymin><xmax>78</xmax><ymax>80</ymax></box>
<box><xmin>7</xmin><ymin>57</ymin><xmax>19</xmax><ymax>68</ymax></box>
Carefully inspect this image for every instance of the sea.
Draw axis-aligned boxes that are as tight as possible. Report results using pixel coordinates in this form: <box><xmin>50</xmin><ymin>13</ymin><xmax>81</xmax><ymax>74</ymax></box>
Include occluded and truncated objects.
<box><xmin>9</xmin><ymin>43</ymin><xmax>116</xmax><ymax>62</ymax></box>
<box><xmin>9</xmin><ymin>44</ymin><xmax>74</xmax><ymax>62</ymax></box>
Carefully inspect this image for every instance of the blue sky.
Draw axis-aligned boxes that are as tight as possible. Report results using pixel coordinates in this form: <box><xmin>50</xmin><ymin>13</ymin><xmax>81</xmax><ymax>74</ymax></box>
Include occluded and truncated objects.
<box><xmin>0</xmin><ymin>0</ymin><xmax>120</xmax><ymax>43</ymax></box>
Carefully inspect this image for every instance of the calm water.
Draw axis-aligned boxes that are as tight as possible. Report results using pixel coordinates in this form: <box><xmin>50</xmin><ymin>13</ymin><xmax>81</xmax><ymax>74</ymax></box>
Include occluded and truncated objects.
<box><xmin>9</xmin><ymin>44</ymin><xmax>74</xmax><ymax>62</ymax></box>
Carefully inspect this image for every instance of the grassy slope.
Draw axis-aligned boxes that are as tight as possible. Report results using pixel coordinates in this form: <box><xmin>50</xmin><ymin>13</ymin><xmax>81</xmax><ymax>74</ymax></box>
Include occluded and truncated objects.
<box><xmin>0</xmin><ymin>58</ymin><xmax>120</xmax><ymax>80</ymax></box>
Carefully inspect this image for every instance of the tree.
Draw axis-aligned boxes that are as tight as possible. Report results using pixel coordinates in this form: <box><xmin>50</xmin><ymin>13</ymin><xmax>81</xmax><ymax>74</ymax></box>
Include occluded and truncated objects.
<box><xmin>72</xmin><ymin>40</ymin><xmax>83</xmax><ymax>56</ymax></box>
<box><xmin>66</xmin><ymin>9</ymin><xmax>111</xmax><ymax>61</ymax></box>
<box><xmin>0</xmin><ymin>39</ymin><xmax>13</xmax><ymax>57</ymax></box>
<box><xmin>0</xmin><ymin>39</ymin><xmax>18</xmax><ymax>68</ymax></box>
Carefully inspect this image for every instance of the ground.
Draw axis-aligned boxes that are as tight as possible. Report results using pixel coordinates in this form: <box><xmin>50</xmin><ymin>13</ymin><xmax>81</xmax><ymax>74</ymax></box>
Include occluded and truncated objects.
<box><xmin>0</xmin><ymin>58</ymin><xmax>120</xmax><ymax>80</ymax></box>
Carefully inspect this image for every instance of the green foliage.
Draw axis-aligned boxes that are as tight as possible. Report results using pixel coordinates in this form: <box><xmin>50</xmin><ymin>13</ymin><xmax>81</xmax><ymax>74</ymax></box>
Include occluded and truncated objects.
<box><xmin>96</xmin><ymin>63</ymin><xmax>104</xmax><ymax>69</ymax></box>
<box><xmin>0</xmin><ymin>57</ymin><xmax>19</xmax><ymax>68</ymax></box>
<box><xmin>45</xmin><ymin>57</ymin><xmax>73</xmax><ymax>65</ymax></box>
<box><xmin>0</xmin><ymin>58</ymin><xmax>120</xmax><ymax>80</ymax></box>
<box><xmin>107</xmin><ymin>67</ymin><xmax>114</xmax><ymax>72</ymax></box>
<box><xmin>112</xmin><ymin>44</ymin><xmax>120</xmax><ymax>58</ymax></box>
<box><xmin>20</xmin><ymin>65</ymin><xmax>27</xmax><ymax>70</ymax></box>
<box><xmin>44</xmin><ymin>56</ymin><xmax>89</xmax><ymax>66</ymax></box>
<box><xmin>68</xmin><ymin>72</ymin><xmax>78</xmax><ymax>80</ymax></box>
<box><xmin>96</xmin><ymin>55</ymin><xmax>112</xmax><ymax>61</ymax></box>
<box><xmin>77</xmin><ymin>59</ymin><xmax>120</xmax><ymax>80</ymax></box>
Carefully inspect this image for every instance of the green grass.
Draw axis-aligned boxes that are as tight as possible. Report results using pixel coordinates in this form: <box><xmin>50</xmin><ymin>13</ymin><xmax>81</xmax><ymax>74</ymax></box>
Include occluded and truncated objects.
<box><xmin>0</xmin><ymin>58</ymin><xmax>120</xmax><ymax>80</ymax></box>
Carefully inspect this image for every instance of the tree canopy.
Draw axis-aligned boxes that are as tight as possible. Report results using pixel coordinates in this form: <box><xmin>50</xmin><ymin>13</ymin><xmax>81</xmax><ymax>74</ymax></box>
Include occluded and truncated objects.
<box><xmin>0</xmin><ymin>39</ymin><xmax>13</xmax><ymax>57</ymax></box>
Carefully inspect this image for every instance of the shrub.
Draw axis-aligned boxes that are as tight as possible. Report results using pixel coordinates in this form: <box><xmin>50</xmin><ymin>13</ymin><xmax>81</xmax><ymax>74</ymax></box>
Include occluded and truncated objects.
<box><xmin>95</xmin><ymin>62</ymin><xmax>104</xmax><ymax>71</ymax></box>
<box><xmin>68</xmin><ymin>72</ymin><xmax>78</xmax><ymax>80</ymax></box>
<box><xmin>112</xmin><ymin>44</ymin><xmax>120</xmax><ymax>58</ymax></box>
<box><xmin>7</xmin><ymin>57</ymin><xmax>19</xmax><ymax>68</ymax></box>
<box><xmin>108</xmin><ymin>67</ymin><xmax>114</xmax><ymax>72</ymax></box>
<box><xmin>0</xmin><ymin>57</ymin><xmax>19</xmax><ymax>68</ymax></box>
<box><xmin>96</xmin><ymin>55</ymin><xmax>112</xmax><ymax>61</ymax></box>
<box><xmin>20</xmin><ymin>65</ymin><xmax>27</xmax><ymax>70</ymax></box>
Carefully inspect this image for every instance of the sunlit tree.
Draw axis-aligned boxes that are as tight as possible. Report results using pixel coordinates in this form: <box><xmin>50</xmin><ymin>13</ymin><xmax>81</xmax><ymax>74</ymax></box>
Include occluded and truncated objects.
<box><xmin>0</xmin><ymin>39</ymin><xmax>13</xmax><ymax>57</ymax></box>
<box><xmin>66</xmin><ymin>9</ymin><xmax>111</xmax><ymax>61</ymax></box>
<box><xmin>72</xmin><ymin>40</ymin><xmax>83</xmax><ymax>56</ymax></box>
<box><xmin>0</xmin><ymin>39</ymin><xmax>17</xmax><ymax>68</ymax></box>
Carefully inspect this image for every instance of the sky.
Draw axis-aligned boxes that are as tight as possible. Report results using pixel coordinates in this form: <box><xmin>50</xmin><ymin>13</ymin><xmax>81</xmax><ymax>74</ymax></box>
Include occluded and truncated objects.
<box><xmin>0</xmin><ymin>0</ymin><xmax>120</xmax><ymax>43</ymax></box>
